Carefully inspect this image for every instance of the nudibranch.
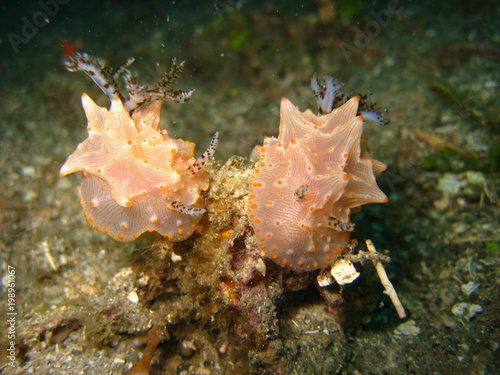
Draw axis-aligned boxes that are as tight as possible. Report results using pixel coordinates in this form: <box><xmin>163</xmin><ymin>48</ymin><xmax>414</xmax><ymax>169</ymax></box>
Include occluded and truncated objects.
<box><xmin>246</xmin><ymin>75</ymin><xmax>388</xmax><ymax>271</ymax></box>
<box><xmin>60</xmin><ymin>53</ymin><xmax>218</xmax><ymax>242</ymax></box>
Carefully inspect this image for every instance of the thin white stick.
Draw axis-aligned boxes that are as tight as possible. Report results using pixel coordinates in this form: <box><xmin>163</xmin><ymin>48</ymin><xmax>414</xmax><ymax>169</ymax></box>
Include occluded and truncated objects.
<box><xmin>366</xmin><ymin>239</ymin><xmax>406</xmax><ymax>319</ymax></box>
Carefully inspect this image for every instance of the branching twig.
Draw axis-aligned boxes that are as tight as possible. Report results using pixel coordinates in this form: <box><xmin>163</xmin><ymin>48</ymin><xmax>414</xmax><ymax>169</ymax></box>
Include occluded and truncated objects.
<box><xmin>366</xmin><ymin>239</ymin><xmax>406</xmax><ymax>319</ymax></box>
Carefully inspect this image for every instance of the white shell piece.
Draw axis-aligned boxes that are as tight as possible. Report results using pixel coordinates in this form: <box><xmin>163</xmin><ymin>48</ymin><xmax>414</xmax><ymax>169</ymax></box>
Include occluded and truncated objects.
<box><xmin>460</xmin><ymin>281</ymin><xmax>479</xmax><ymax>297</ymax></box>
<box><xmin>127</xmin><ymin>291</ymin><xmax>139</xmax><ymax>304</ymax></box>
<box><xmin>330</xmin><ymin>259</ymin><xmax>360</xmax><ymax>286</ymax></box>
<box><xmin>255</xmin><ymin>258</ymin><xmax>267</xmax><ymax>277</ymax></box>
<box><xmin>317</xmin><ymin>272</ymin><xmax>334</xmax><ymax>287</ymax></box>
<box><xmin>171</xmin><ymin>252</ymin><xmax>183</xmax><ymax>263</ymax></box>
<box><xmin>394</xmin><ymin>320</ymin><xmax>420</xmax><ymax>336</ymax></box>
<box><xmin>451</xmin><ymin>302</ymin><xmax>483</xmax><ymax>320</ymax></box>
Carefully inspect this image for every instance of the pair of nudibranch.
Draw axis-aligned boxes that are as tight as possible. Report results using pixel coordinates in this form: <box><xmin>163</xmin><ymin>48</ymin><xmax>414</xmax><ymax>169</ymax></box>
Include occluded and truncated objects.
<box><xmin>60</xmin><ymin>53</ymin><xmax>389</xmax><ymax>271</ymax></box>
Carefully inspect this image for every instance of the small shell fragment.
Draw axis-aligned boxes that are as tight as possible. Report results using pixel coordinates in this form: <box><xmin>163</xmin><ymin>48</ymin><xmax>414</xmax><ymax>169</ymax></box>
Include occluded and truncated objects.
<box><xmin>316</xmin><ymin>272</ymin><xmax>334</xmax><ymax>287</ymax></box>
<box><xmin>255</xmin><ymin>258</ymin><xmax>267</xmax><ymax>277</ymax></box>
<box><xmin>330</xmin><ymin>259</ymin><xmax>360</xmax><ymax>286</ymax></box>
<box><xmin>179</xmin><ymin>339</ymin><xmax>197</xmax><ymax>357</ymax></box>
<box><xmin>171</xmin><ymin>252</ymin><xmax>182</xmax><ymax>263</ymax></box>
<box><xmin>127</xmin><ymin>291</ymin><xmax>139</xmax><ymax>304</ymax></box>
<box><xmin>460</xmin><ymin>281</ymin><xmax>479</xmax><ymax>297</ymax></box>
<box><xmin>451</xmin><ymin>302</ymin><xmax>483</xmax><ymax>320</ymax></box>
<box><xmin>394</xmin><ymin>320</ymin><xmax>420</xmax><ymax>336</ymax></box>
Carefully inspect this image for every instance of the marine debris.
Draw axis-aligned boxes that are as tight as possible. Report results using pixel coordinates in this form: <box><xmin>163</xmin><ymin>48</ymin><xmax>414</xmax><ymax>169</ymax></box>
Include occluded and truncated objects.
<box><xmin>366</xmin><ymin>239</ymin><xmax>406</xmax><ymax>319</ymax></box>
